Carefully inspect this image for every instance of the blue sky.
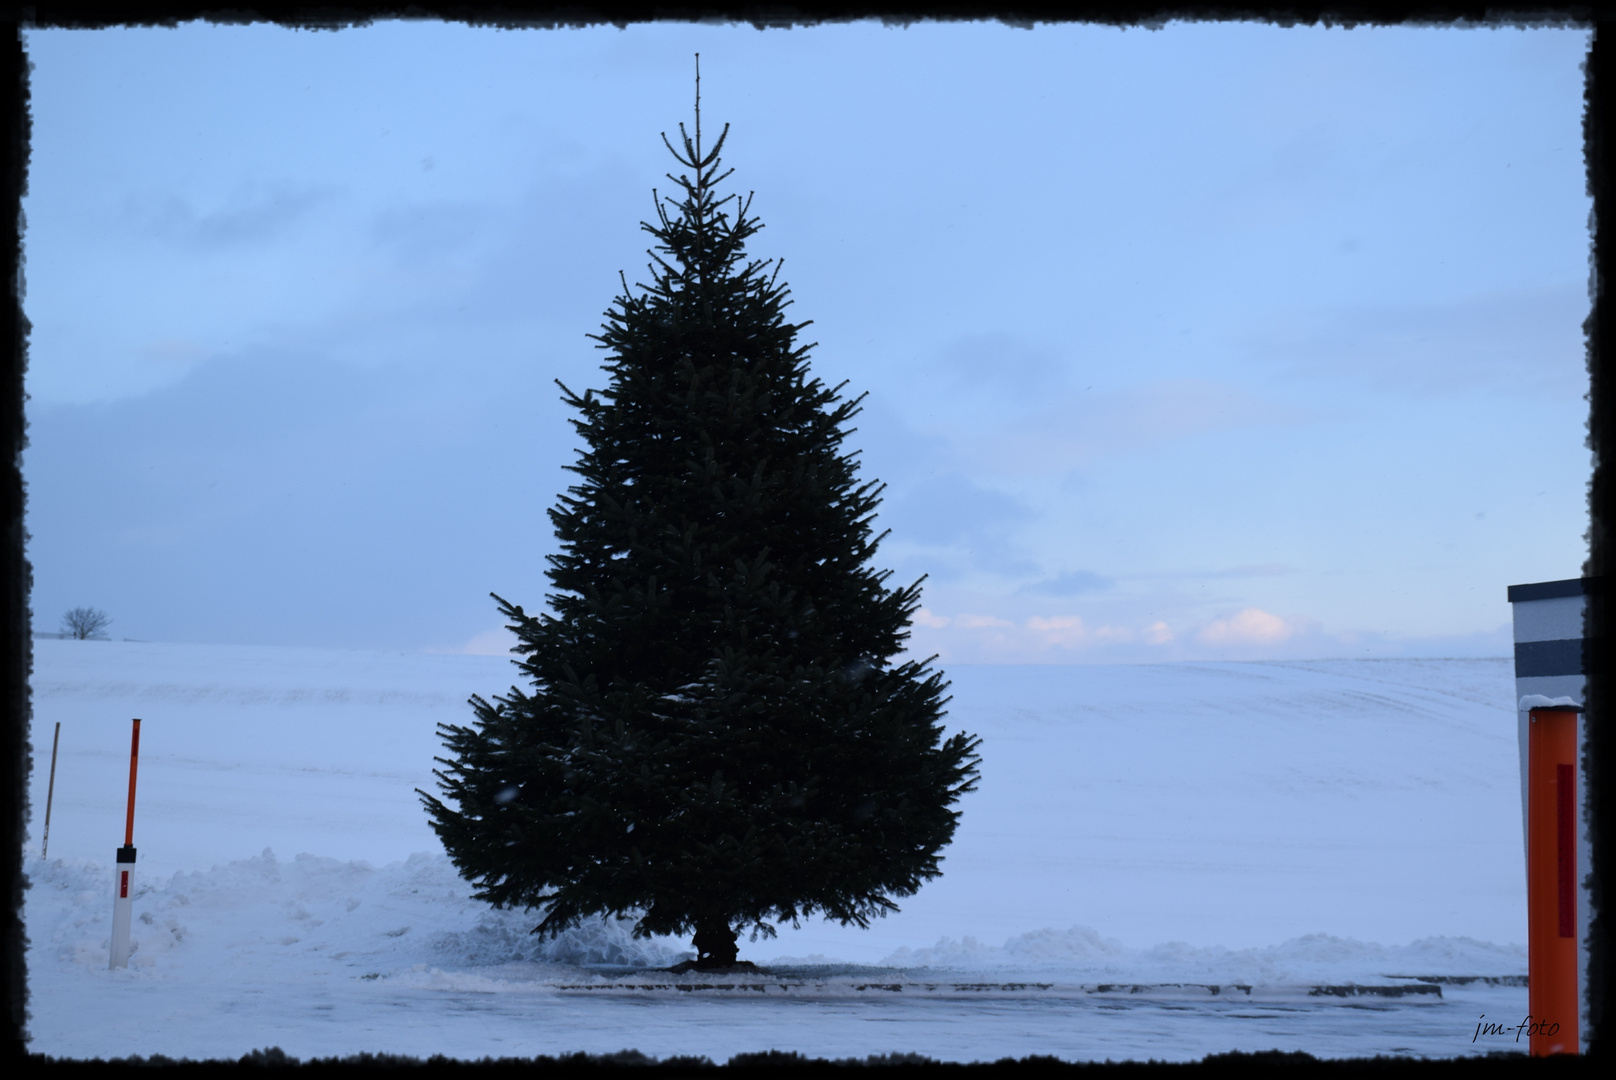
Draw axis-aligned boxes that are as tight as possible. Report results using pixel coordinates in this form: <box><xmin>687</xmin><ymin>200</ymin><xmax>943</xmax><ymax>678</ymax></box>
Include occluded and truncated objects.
<box><xmin>21</xmin><ymin>19</ymin><xmax>1591</xmax><ymax>663</ymax></box>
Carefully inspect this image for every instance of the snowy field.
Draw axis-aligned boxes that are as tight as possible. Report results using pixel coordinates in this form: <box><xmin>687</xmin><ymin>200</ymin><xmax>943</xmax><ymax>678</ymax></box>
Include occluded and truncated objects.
<box><xmin>22</xmin><ymin>640</ymin><xmax>1532</xmax><ymax>1062</ymax></box>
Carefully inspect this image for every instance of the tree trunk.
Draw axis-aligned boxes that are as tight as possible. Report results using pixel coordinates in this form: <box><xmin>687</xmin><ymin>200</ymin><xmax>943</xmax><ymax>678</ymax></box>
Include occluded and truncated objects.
<box><xmin>691</xmin><ymin>915</ymin><xmax>739</xmax><ymax>969</ymax></box>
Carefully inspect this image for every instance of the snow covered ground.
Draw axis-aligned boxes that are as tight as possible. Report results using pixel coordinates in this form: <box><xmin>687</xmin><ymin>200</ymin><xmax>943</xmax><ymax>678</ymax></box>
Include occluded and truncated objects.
<box><xmin>22</xmin><ymin>640</ymin><xmax>1531</xmax><ymax>1062</ymax></box>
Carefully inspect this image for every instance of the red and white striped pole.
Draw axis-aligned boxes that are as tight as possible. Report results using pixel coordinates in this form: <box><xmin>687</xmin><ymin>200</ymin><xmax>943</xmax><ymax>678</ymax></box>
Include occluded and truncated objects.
<box><xmin>109</xmin><ymin>718</ymin><xmax>141</xmax><ymax>970</ymax></box>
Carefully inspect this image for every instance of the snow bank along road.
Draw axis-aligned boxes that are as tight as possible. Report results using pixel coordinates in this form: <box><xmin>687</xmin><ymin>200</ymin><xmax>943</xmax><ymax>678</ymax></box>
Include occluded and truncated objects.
<box><xmin>23</xmin><ymin>641</ymin><xmax>1530</xmax><ymax>1062</ymax></box>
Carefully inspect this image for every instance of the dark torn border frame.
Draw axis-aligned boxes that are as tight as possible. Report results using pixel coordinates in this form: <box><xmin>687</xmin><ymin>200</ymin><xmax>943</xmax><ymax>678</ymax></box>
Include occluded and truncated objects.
<box><xmin>1</xmin><ymin>0</ymin><xmax>1606</xmax><ymax>1070</ymax></box>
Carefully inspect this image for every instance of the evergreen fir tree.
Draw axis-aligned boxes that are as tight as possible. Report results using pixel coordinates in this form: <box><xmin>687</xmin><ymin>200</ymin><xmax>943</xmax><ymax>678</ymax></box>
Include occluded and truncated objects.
<box><xmin>421</xmin><ymin>69</ymin><xmax>981</xmax><ymax>970</ymax></box>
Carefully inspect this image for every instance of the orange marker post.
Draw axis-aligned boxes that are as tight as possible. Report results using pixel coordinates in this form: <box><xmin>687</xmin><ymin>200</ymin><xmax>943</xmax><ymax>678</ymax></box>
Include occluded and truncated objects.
<box><xmin>124</xmin><ymin>717</ymin><xmax>140</xmax><ymax>847</ymax></box>
<box><xmin>1526</xmin><ymin>705</ymin><xmax>1579</xmax><ymax>1055</ymax></box>
<box><xmin>109</xmin><ymin>718</ymin><xmax>141</xmax><ymax>970</ymax></box>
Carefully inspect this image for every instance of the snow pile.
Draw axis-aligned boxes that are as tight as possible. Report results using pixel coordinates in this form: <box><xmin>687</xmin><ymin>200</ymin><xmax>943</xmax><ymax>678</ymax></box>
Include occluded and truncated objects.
<box><xmin>26</xmin><ymin>846</ymin><xmax>1523</xmax><ymax>993</ymax></box>
<box><xmin>881</xmin><ymin>927</ymin><xmax>1526</xmax><ymax>985</ymax></box>
<box><xmin>24</xmin><ymin>848</ymin><xmax>690</xmax><ymax>981</ymax></box>
<box><xmin>1518</xmin><ymin>694</ymin><xmax>1580</xmax><ymax>710</ymax></box>
<box><xmin>880</xmin><ymin>925</ymin><xmax>1132</xmax><ymax>970</ymax></box>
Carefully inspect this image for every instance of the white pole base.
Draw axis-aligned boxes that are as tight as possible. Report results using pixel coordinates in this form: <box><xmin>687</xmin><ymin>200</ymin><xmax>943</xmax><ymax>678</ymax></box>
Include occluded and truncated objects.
<box><xmin>109</xmin><ymin>845</ymin><xmax>135</xmax><ymax>970</ymax></box>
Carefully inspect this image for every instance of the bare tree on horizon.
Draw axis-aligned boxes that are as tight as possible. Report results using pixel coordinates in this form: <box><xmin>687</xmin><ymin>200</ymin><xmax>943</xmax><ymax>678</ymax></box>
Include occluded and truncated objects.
<box><xmin>60</xmin><ymin>607</ymin><xmax>112</xmax><ymax>640</ymax></box>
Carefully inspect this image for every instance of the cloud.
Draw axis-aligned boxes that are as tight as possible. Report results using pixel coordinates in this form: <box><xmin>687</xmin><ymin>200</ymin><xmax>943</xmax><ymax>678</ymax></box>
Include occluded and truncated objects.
<box><xmin>883</xmin><ymin>472</ymin><xmax>1033</xmax><ymax>547</ymax></box>
<box><xmin>878</xmin><ymin>471</ymin><xmax>1040</xmax><ymax>581</ymax></box>
<box><xmin>138</xmin><ymin>337</ymin><xmax>210</xmax><ymax>372</ymax></box>
<box><xmin>915</xmin><ymin>604</ymin><xmax>1302</xmax><ymax>657</ymax></box>
<box><xmin>1131</xmin><ymin>563</ymin><xmax>1295</xmax><ymax>581</ymax></box>
<box><xmin>1026</xmin><ymin>615</ymin><xmax>1096</xmax><ymax>647</ymax></box>
<box><xmin>1025</xmin><ymin>615</ymin><xmax>1084</xmax><ymax>631</ymax></box>
<box><xmin>454</xmin><ymin>628</ymin><xmax>517</xmax><ymax>656</ymax></box>
<box><xmin>1195</xmin><ymin>607</ymin><xmax>1299</xmax><ymax>644</ymax></box>
<box><xmin>367</xmin><ymin>199</ymin><xmax>492</xmax><ymax>264</ymax></box>
<box><xmin>908</xmin><ymin>610</ymin><xmax>1154</xmax><ymax>655</ymax></box>
<box><xmin>23</xmin><ymin>341</ymin><xmax>566</xmax><ymax>650</ymax></box>
<box><xmin>911</xmin><ymin>332</ymin><xmax>1074</xmax><ymax>404</ymax></box>
<box><xmin>901</xmin><ymin>600</ymin><xmax>1510</xmax><ymax>665</ymax></box>
<box><xmin>126</xmin><ymin>181</ymin><xmax>339</xmax><ymax>250</ymax></box>
<box><xmin>1240</xmin><ymin>284</ymin><xmax>1587</xmax><ymax>398</ymax></box>
<box><xmin>1019</xmin><ymin>570</ymin><xmax>1113</xmax><ymax>596</ymax></box>
<box><xmin>955</xmin><ymin>613</ymin><xmax>1015</xmax><ymax>629</ymax></box>
<box><xmin>910</xmin><ymin>377</ymin><xmax>1283</xmax><ymax>478</ymax></box>
<box><xmin>1023</xmin><ymin>615</ymin><xmax>1141</xmax><ymax>648</ymax></box>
